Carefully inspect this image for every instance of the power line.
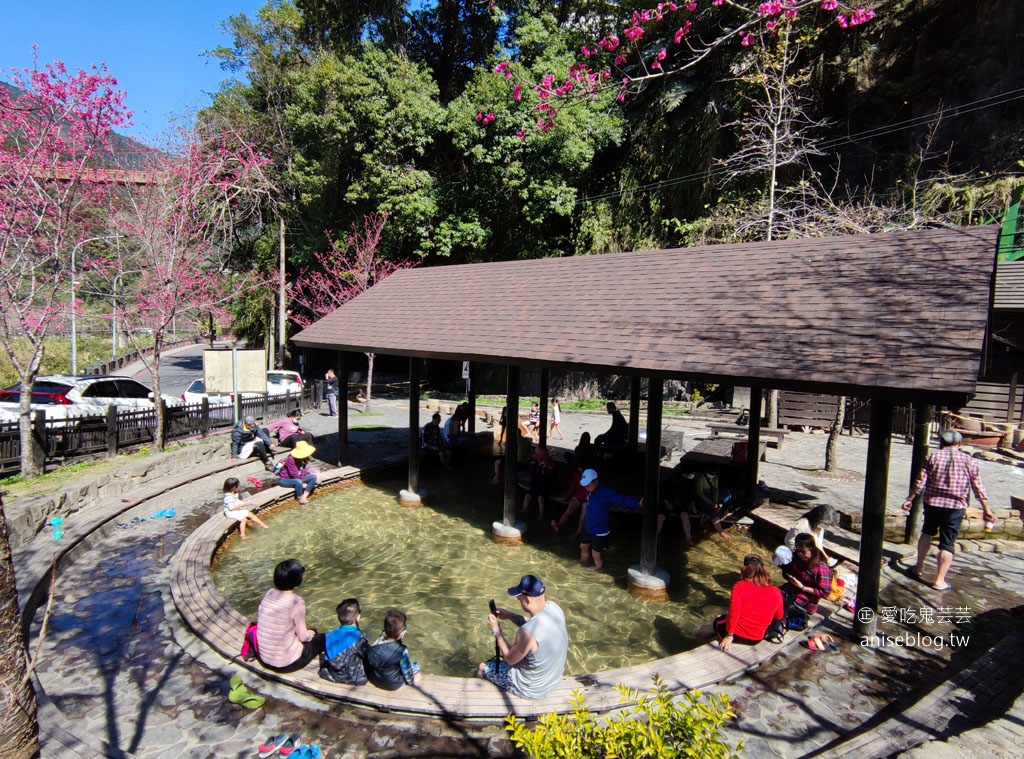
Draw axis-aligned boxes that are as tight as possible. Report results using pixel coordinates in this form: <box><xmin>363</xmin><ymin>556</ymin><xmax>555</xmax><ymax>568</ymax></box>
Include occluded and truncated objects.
<box><xmin>577</xmin><ymin>87</ymin><xmax>1024</xmax><ymax>207</ymax></box>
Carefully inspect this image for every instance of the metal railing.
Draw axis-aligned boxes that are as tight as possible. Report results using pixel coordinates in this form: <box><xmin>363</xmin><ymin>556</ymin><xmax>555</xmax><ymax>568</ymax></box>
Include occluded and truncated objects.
<box><xmin>0</xmin><ymin>386</ymin><xmax>315</xmax><ymax>476</ymax></box>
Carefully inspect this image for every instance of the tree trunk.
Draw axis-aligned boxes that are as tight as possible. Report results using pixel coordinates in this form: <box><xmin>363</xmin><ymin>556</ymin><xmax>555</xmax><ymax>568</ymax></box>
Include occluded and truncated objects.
<box><xmin>364</xmin><ymin>352</ymin><xmax>374</xmax><ymax>413</ymax></box>
<box><xmin>0</xmin><ymin>495</ymin><xmax>40</xmax><ymax>758</ymax></box>
<box><xmin>825</xmin><ymin>396</ymin><xmax>846</xmax><ymax>472</ymax></box>
<box><xmin>152</xmin><ymin>337</ymin><xmax>166</xmax><ymax>450</ymax></box>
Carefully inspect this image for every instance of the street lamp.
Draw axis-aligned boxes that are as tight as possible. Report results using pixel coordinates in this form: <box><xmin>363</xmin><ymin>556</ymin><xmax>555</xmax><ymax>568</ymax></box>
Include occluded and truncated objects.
<box><xmin>70</xmin><ymin>235</ymin><xmax>116</xmax><ymax>375</ymax></box>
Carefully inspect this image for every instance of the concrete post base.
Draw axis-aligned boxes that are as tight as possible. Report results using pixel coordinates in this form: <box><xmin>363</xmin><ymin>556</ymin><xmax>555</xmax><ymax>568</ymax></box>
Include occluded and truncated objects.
<box><xmin>399</xmin><ymin>489</ymin><xmax>425</xmax><ymax>508</ymax></box>
<box><xmin>627</xmin><ymin>565</ymin><xmax>670</xmax><ymax>601</ymax></box>
<box><xmin>492</xmin><ymin>520</ymin><xmax>527</xmax><ymax>545</ymax></box>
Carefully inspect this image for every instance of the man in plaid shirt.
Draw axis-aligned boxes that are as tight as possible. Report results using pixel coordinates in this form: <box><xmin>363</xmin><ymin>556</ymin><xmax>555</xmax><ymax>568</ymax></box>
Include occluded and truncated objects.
<box><xmin>902</xmin><ymin>429</ymin><xmax>993</xmax><ymax>591</ymax></box>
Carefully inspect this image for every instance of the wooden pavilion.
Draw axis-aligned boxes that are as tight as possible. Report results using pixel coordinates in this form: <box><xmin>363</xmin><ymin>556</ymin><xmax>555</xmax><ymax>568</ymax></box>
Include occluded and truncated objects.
<box><xmin>293</xmin><ymin>225</ymin><xmax>998</xmax><ymax>636</ymax></box>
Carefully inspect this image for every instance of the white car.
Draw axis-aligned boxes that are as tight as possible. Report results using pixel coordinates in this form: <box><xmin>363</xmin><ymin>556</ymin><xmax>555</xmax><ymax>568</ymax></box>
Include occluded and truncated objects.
<box><xmin>179</xmin><ymin>371</ymin><xmax>303</xmax><ymax>405</ymax></box>
<box><xmin>267</xmin><ymin>370</ymin><xmax>303</xmax><ymax>396</ymax></box>
<box><xmin>0</xmin><ymin>375</ymin><xmax>180</xmax><ymax>422</ymax></box>
<box><xmin>179</xmin><ymin>379</ymin><xmax>259</xmax><ymax>406</ymax></box>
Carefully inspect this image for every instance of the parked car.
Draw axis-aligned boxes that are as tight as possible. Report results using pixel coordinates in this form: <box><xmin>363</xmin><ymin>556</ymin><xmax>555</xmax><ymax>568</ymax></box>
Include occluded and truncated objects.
<box><xmin>179</xmin><ymin>379</ymin><xmax>260</xmax><ymax>406</ymax></box>
<box><xmin>0</xmin><ymin>375</ymin><xmax>181</xmax><ymax>423</ymax></box>
<box><xmin>267</xmin><ymin>370</ymin><xmax>303</xmax><ymax>396</ymax></box>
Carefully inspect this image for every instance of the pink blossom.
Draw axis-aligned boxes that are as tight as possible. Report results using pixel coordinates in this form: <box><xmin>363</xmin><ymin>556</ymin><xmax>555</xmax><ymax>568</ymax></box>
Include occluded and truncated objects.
<box><xmin>713</xmin><ymin>0</ymin><xmax>723</xmax><ymax>5</ymax></box>
<box><xmin>476</xmin><ymin>112</ymin><xmax>483</xmax><ymax>122</ymax></box>
<box><xmin>684</xmin><ymin>1</ymin><xmax>697</xmax><ymax>11</ymax></box>
<box><xmin>495</xmin><ymin>61</ymin><xmax>510</xmax><ymax>77</ymax></box>
<box><xmin>516</xmin><ymin>130</ymin><xmax>527</xmax><ymax>141</ymax></box>
<box><xmin>581</xmin><ymin>45</ymin><xmax>593</xmax><ymax>57</ymax></box>
<box><xmin>483</xmin><ymin>112</ymin><xmax>495</xmax><ymax>124</ymax></box>
<box><xmin>512</xmin><ymin>84</ymin><xmax>522</xmax><ymax>101</ymax></box>
<box><xmin>624</xmin><ymin>25</ymin><xmax>644</xmax><ymax>42</ymax></box>
<box><xmin>740</xmin><ymin>31</ymin><xmax>755</xmax><ymax>46</ymax></box>
<box><xmin>849</xmin><ymin>7</ymin><xmax>875</xmax><ymax>25</ymax></box>
<box><xmin>835</xmin><ymin>14</ymin><xmax>848</xmax><ymax>27</ymax></box>
<box><xmin>614</xmin><ymin>53</ymin><xmax>627</xmax><ymax>66</ymax></box>
<box><xmin>821</xmin><ymin>0</ymin><xmax>837</xmax><ymax>9</ymax></box>
<box><xmin>674</xmin><ymin>21</ymin><xmax>692</xmax><ymax>43</ymax></box>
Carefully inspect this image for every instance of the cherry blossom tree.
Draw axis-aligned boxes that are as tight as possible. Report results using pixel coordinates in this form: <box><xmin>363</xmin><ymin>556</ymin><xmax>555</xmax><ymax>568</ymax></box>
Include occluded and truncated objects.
<box><xmin>0</xmin><ymin>54</ymin><xmax>130</xmax><ymax>478</ymax></box>
<box><xmin>0</xmin><ymin>50</ymin><xmax>129</xmax><ymax>758</ymax></box>
<box><xmin>112</xmin><ymin>123</ymin><xmax>276</xmax><ymax>448</ymax></box>
<box><xmin>290</xmin><ymin>212</ymin><xmax>415</xmax><ymax>411</ymax></box>
<box><xmin>489</xmin><ymin>0</ymin><xmax>875</xmax><ymax>136</ymax></box>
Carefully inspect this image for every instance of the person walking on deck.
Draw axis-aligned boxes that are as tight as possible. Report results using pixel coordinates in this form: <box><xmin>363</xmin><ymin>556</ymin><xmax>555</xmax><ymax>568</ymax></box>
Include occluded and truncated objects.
<box><xmin>903</xmin><ymin>429</ymin><xmax>993</xmax><ymax>591</ymax></box>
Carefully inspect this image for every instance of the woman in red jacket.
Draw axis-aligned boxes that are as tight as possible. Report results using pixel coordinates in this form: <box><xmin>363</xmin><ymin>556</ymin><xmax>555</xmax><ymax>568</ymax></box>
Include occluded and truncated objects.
<box><xmin>707</xmin><ymin>555</ymin><xmax>785</xmax><ymax>652</ymax></box>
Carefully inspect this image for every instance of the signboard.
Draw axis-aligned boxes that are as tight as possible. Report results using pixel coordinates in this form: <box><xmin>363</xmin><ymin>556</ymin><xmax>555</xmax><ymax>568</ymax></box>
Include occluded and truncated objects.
<box><xmin>204</xmin><ymin>350</ymin><xmax>266</xmax><ymax>394</ymax></box>
<box><xmin>462</xmin><ymin>361</ymin><xmax>470</xmax><ymax>379</ymax></box>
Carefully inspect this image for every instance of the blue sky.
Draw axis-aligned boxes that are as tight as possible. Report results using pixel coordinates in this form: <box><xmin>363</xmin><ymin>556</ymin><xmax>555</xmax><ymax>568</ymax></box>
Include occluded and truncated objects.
<box><xmin>2</xmin><ymin>1</ymin><xmax>265</xmax><ymax>144</ymax></box>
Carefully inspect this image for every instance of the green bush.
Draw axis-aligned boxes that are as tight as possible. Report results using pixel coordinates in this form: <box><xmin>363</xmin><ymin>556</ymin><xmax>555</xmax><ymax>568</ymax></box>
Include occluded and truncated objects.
<box><xmin>505</xmin><ymin>678</ymin><xmax>740</xmax><ymax>759</ymax></box>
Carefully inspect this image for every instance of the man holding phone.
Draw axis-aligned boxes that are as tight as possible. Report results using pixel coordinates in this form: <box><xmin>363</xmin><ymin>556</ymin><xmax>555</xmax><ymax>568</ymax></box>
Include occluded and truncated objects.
<box><xmin>477</xmin><ymin>574</ymin><xmax>568</xmax><ymax>700</ymax></box>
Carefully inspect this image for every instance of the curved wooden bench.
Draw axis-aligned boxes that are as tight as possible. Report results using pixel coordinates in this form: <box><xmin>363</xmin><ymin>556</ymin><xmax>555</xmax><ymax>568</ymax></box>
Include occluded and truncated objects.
<box><xmin>171</xmin><ymin>464</ymin><xmax>827</xmax><ymax>720</ymax></box>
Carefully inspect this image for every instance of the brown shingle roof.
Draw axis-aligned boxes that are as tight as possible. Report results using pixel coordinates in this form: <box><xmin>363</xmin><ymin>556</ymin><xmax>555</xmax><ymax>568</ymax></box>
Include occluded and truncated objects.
<box><xmin>293</xmin><ymin>226</ymin><xmax>997</xmax><ymax>402</ymax></box>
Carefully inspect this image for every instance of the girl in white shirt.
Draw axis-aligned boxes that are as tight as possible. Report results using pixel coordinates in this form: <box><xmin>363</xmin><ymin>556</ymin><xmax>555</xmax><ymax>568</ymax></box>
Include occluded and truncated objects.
<box><xmin>222</xmin><ymin>477</ymin><xmax>269</xmax><ymax>540</ymax></box>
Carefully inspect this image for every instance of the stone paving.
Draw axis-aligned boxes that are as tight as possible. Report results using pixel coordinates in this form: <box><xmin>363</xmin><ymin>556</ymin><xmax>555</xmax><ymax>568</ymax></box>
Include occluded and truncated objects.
<box><xmin>14</xmin><ymin>386</ymin><xmax>1024</xmax><ymax>758</ymax></box>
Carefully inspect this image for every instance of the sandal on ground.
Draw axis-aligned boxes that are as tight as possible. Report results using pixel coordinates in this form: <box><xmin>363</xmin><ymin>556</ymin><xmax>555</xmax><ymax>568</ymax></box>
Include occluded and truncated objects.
<box><xmin>150</xmin><ymin>510</ymin><xmax>168</xmax><ymax>519</ymax></box>
<box><xmin>806</xmin><ymin>634</ymin><xmax>840</xmax><ymax>652</ymax></box>
<box><xmin>257</xmin><ymin>734</ymin><xmax>289</xmax><ymax>758</ymax></box>
<box><xmin>293</xmin><ymin>746</ymin><xmax>323</xmax><ymax>759</ymax></box>
<box><xmin>227</xmin><ymin>677</ymin><xmax>265</xmax><ymax>708</ymax></box>
<box><xmin>932</xmin><ymin>582</ymin><xmax>953</xmax><ymax>591</ymax></box>
<box><xmin>277</xmin><ymin>735</ymin><xmax>302</xmax><ymax>757</ymax></box>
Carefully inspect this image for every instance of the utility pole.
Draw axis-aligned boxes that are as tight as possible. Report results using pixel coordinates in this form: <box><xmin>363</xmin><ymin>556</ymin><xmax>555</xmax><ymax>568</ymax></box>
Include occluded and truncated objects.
<box><xmin>278</xmin><ymin>216</ymin><xmax>286</xmax><ymax>368</ymax></box>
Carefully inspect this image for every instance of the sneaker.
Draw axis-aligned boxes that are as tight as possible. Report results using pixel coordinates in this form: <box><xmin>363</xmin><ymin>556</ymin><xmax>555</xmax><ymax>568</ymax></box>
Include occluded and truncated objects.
<box><xmin>265</xmin><ymin>460</ymin><xmax>276</xmax><ymax>472</ymax></box>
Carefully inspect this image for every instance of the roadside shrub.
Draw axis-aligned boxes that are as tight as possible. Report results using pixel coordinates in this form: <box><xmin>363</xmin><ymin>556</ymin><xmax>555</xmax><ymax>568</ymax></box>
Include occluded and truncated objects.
<box><xmin>505</xmin><ymin>678</ymin><xmax>740</xmax><ymax>758</ymax></box>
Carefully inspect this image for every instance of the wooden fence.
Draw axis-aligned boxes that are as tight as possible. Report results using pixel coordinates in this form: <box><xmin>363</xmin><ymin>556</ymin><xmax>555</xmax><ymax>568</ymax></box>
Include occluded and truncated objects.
<box><xmin>778</xmin><ymin>392</ymin><xmax>916</xmax><ymax>439</ymax></box>
<box><xmin>0</xmin><ymin>387</ymin><xmax>315</xmax><ymax>477</ymax></box>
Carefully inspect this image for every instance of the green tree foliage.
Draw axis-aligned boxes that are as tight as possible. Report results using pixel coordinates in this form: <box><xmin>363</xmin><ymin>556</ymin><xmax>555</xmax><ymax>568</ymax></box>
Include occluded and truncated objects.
<box><xmin>433</xmin><ymin>8</ymin><xmax>624</xmax><ymax>261</ymax></box>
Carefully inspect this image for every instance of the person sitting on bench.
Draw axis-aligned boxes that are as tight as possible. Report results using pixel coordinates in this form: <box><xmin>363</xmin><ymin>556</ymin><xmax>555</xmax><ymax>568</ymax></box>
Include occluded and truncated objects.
<box><xmin>594</xmin><ymin>402</ymin><xmax>628</xmax><ymax>449</ymax></box>
<box><xmin>422</xmin><ymin>413</ymin><xmax>453</xmax><ymax>469</ymax></box>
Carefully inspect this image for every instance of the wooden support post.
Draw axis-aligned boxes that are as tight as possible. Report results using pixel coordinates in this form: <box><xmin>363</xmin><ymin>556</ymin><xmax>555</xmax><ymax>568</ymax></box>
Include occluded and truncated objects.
<box><xmin>504</xmin><ymin>366</ymin><xmax>520</xmax><ymax>528</ymax></box>
<box><xmin>200</xmin><ymin>397</ymin><xmax>210</xmax><ymax>439</ymax></box>
<box><xmin>539</xmin><ymin>369</ymin><xmax>549</xmax><ymax>450</ymax></box>
<box><xmin>467</xmin><ymin>362</ymin><xmax>477</xmax><ymax>435</ymax></box>
<box><xmin>105</xmin><ymin>405</ymin><xmax>118</xmax><ymax>458</ymax></box>
<box><xmin>406</xmin><ymin>357</ymin><xmax>421</xmax><ymax>500</ymax></box>
<box><xmin>337</xmin><ymin>351</ymin><xmax>349</xmax><ymax>467</ymax></box>
<box><xmin>31</xmin><ymin>411</ymin><xmax>45</xmax><ymax>472</ymax></box>
<box><xmin>854</xmin><ymin>399</ymin><xmax>893</xmax><ymax>640</ymax></box>
<box><xmin>745</xmin><ymin>386</ymin><xmax>763</xmax><ymax>503</ymax></box>
<box><xmin>628</xmin><ymin>377</ymin><xmax>641</xmax><ymax>454</ymax></box>
<box><xmin>904</xmin><ymin>402</ymin><xmax>932</xmax><ymax>544</ymax></box>
<box><xmin>641</xmin><ymin>378</ymin><xmax>662</xmax><ymax>575</ymax></box>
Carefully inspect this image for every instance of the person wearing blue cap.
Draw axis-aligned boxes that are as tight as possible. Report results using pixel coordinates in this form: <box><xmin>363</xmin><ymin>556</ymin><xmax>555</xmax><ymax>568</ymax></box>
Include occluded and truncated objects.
<box><xmin>477</xmin><ymin>574</ymin><xmax>568</xmax><ymax>700</ymax></box>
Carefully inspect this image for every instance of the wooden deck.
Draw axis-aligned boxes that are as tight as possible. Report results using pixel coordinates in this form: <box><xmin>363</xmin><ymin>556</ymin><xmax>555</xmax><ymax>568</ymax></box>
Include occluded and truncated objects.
<box><xmin>170</xmin><ymin>464</ymin><xmax>837</xmax><ymax>720</ymax></box>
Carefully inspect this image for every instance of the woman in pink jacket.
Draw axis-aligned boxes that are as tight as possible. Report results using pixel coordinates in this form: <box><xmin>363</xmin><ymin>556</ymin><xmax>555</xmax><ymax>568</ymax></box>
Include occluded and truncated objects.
<box><xmin>257</xmin><ymin>559</ymin><xmax>324</xmax><ymax>672</ymax></box>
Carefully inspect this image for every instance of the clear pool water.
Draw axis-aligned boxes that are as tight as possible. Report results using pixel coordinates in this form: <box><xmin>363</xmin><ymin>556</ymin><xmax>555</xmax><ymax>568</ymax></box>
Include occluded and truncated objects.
<box><xmin>212</xmin><ymin>466</ymin><xmax>776</xmax><ymax>677</ymax></box>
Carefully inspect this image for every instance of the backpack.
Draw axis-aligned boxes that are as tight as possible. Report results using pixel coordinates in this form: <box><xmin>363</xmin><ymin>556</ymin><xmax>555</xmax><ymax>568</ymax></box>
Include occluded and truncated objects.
<box><xmin>240</xmin><ymin>621</ymin><xmax>259</xmax><ymax>661</ymax></box>
<box><xmin>764</xmin><ymin>617</ymin><xmax>787</xmax><ymax>644</ymax></box>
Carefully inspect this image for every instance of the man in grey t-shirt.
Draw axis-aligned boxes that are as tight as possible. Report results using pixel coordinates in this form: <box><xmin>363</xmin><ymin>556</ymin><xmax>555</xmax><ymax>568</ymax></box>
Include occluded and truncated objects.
<box><xmin>477</xmin><ymin>574</ymin><xmax>569</xmax><ymax>700</ymax></box>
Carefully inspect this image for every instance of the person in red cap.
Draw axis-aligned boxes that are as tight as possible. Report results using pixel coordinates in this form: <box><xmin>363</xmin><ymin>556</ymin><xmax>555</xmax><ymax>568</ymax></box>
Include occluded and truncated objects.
<box><xmin>477</xmin><ymin>574</ymin><xmax>568</xmax><ymax>700</ymax></box>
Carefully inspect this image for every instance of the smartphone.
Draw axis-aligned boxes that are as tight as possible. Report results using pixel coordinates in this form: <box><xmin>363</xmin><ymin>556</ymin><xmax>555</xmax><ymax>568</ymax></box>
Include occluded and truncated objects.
<box><xmin>489</xmin><ymin>599</ymin><xmax>497</xmax><ymax>615</ymax></box>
